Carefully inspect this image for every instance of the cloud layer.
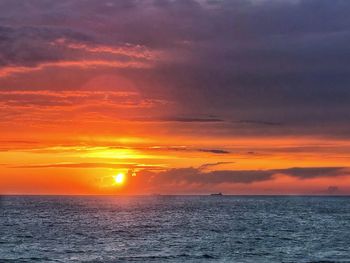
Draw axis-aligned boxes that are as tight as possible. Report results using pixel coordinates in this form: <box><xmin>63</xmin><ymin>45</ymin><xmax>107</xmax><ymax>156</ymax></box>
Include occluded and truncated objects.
<box><xmin>135</xmin><ymin>166</ymin><xmax>349</xmax><ymax>186</ymax></box>
<box><xmin>1</xmin><ymin>0</ymin><xmax>350</xmax><ymax>138</ymax></box>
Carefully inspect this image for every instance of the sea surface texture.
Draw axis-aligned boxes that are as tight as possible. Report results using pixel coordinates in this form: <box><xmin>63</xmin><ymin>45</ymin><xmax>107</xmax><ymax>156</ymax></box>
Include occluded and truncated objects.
<box><xmin>0</xmin><ymin>196</ymin><xmax>349</xmax><ymax>263</ymax></box>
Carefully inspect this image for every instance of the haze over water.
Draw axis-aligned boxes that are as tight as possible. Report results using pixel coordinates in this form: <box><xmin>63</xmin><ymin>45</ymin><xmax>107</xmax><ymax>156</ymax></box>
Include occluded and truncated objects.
<box><xmin>1</xmin><ymin>196</ymin><xmax>349</xmax><ymax>262</ymax></box>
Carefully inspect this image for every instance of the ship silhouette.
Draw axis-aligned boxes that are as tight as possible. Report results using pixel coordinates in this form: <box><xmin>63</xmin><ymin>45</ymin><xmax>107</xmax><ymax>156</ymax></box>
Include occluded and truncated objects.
<box><xmin>210</xmin><ymin>192</ymin><xmax>223</xmax><ymax>196</ymax></box>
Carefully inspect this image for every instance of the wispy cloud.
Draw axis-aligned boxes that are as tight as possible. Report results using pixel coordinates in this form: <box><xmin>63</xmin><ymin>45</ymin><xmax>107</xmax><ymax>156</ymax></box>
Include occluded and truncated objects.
<box><xmin>233</xmin><ymin>120</ymin><xmax>283</xmax><ymax>126</ymax></box>
<box><xmin>12</xmin><ymin>162</ymin><xmax>165</xmax><ymax>170</ymax></box>
<box><xmin>198</xmin><ymin>162</ymin><xmax>234</xmax><ymax>170</ymax></box>
<box><xmin>130</xmin><ymin>117</ymin><xmax>225</xmax><ymax>123</ymax></box>
<box><xmin>198</xmin><ymin>149</ymin><xmax>230</xmax><ymax>154</ymax></box>
<box><xmin>0</xmin><ymin>26</ymin><xmax>161</xmax><ymax>78</ymax></box>
<box><xmin>0</xmin><ymin>60</ymin><xmax>151</xmax><ymax>78</ymax></box>
<box><xmin>51</xmin><ymin>38</ymin><xmax>159</xmax><ymax>60</ymax></box>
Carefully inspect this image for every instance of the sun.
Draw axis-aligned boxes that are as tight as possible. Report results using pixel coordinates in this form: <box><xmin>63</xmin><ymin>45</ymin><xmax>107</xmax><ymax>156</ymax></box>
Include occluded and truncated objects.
<box><xmin>114</xmin><ymin>173</ymin><xmax>125</xmax><ymax>185</ymax></box>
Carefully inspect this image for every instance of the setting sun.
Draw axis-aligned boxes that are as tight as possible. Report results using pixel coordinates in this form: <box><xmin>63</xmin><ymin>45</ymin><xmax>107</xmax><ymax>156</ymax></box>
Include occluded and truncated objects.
<box><xmin>114</xmin><ymin>173</ymin><xmax>125</xmax><ymax>185</ymax></box>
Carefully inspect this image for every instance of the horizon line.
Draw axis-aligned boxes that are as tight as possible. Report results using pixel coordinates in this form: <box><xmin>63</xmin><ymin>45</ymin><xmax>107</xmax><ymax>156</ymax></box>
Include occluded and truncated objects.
<box><xmin>1</xmin><ymin>194</ymin><xmax>349</xmax><ymax>197</ymax></box>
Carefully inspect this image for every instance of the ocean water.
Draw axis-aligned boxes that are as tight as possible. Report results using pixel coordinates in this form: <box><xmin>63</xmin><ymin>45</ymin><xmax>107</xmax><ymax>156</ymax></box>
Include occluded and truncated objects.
<box><xmin>0</xmin><ymin>196</ymin><xmax>349</xmax><ymax>263</ymax></box>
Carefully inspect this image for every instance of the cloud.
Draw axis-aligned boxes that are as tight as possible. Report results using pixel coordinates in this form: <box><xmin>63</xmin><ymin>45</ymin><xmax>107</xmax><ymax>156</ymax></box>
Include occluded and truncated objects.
<box><xmin>0</xmin><ymin>90</ymin><xmax>163</xmax><ymax>108</ymax></box>
<box><xmin>198</xmin><ymin>162</ymin><xmax>234</xmax><ymax>170</ymax></box>
<box><xmin>1</xmin><ymin>0</ymin><xmax>350</xmax><ymax>137</ymax></box>
<box><xmin>198</xmin><ymin>149</ymin><xmax>231</xmax><ymax>154</ymax></box>
<box><xmin>131</xmin><ymin>116</ymin><xmax>225</xmax><ymax>123</ymax></box>
<box><xmin>163</xmin><ymin>117</ymin><xmax>224</xmax><ymax>122</ymax></box>
<box><xmin>15</xmin><ymin>162</ymin><xmax>346</xmax><ymax>186</ymax></box>
<box><xmin>12</xmin><ymin>162</ymin><xmax>164</xmax><ymax>170</ymax></box>
<box><xmin>0</xmin><ymin>25</ymin><xmax>90</xmax><ymax>67</ymax></box>
<box><xmin>0</xmin><ymin>60</ymin><xmax>151</xmax><ymax>78</ymax></box>
<box><xmin>234</xmin><ymin>120</ymin><xmax>283</xmax><ymax>126</ymax></box>
<box><xmin>274</xmin><ymin>167</ymin><xmax>346</xmax><ymax>179</ymax></box>
<box><xmin>326</xmin><ymin>186</ymin><xmax>340</xmax><ymax>194</ymax></box>
<box><xmin>143</xmin><ymin>146</ymin><xmax>231</xmax><ymax>155</ymax></box>
<box><xmin>53</xmin><ymin>38</ymin><xmax>157</xmax><ymax>60</ymax></box>
<box><xmin>0</xmin><ymin>140</ymin><xmax>38</xmax><ymax>144</ymax></box>
<box><xmin>0</xmin><ymin>26</ymin><xmax>160</xmax><ymax>78</ymax></box>
<box><xmin>134</xmin><ymin>166</ymin><xmax>350</xmax><ymax>187</ymax></box>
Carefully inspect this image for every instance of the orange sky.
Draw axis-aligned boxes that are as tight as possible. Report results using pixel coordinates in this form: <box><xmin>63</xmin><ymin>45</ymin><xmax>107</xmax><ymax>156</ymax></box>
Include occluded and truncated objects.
<box><xmin>2</xmin><ymin>125</ymin><xmax>350</xmax><ymax>194</ymax></box>
<box><xmin>1</xmin><ymin>0</ymin><xmax>350</xmax><ymax>195</ymax></box>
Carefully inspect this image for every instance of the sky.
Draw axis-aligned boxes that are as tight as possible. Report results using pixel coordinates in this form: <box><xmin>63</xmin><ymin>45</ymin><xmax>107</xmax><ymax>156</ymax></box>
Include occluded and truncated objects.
<box><xmin>1</xmin><ymin>0</ymin><xmax>350</xmax><ymax>195</ymax></box>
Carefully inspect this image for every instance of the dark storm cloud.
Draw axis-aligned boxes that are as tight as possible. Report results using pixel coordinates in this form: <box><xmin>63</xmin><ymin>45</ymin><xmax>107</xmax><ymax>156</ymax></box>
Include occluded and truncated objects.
<box><xmin>1</xmin><ymin>0</ymin><xmax>350</xmax><ymax>136</ymax></box>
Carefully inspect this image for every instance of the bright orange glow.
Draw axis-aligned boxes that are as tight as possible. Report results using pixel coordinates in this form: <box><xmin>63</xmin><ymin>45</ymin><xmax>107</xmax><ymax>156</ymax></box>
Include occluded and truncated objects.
<box><xmin>1</xmin><ymin>134</ymin><xmax>350</xmax><ymax>195</ymax></box>
<box><xmin>113</xmin><ymin>173</ymin><xmax>125</xmax><ymax>185</ymax></box>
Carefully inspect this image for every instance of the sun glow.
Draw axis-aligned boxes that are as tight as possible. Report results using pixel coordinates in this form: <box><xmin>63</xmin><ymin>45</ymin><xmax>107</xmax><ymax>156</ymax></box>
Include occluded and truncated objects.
<box><xmin>114</xmin><ymin>173</ymin><xmax>125</xmax><ymax>185</ymax></box>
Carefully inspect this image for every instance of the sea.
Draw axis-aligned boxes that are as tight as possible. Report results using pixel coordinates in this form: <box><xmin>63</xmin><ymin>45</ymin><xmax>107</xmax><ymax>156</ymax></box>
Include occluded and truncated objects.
<box><xmin>0</xmin><ymin>196</ymin><xmax>349</xmax><ymax>263</ymax></box>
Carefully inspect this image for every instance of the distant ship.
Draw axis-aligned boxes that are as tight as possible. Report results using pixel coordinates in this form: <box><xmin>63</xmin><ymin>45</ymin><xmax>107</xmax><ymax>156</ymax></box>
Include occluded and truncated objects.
<box><xmin>210</xmin><ymin>192</ymin><xmax>223</xmax><ymax>196</ymax></box>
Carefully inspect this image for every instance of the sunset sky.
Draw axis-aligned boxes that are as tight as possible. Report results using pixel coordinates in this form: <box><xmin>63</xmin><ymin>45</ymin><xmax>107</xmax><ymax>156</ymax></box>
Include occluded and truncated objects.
<box><xmin>1</xmin><ymin>0</ymin><xmax>350</xmax><ymax>195</ymax></box>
